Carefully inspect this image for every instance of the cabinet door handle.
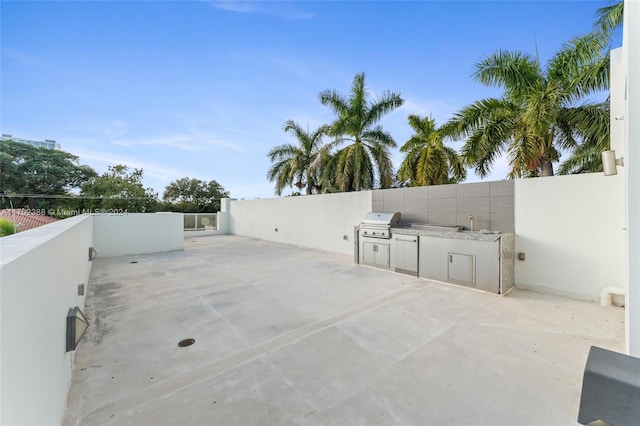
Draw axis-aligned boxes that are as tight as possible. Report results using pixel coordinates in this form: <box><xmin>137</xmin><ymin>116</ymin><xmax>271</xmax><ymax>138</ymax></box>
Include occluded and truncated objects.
<box><xmin>449</xmin><ymin>254</ymin><xmax>452</xmax><ymax>263</ymax></box>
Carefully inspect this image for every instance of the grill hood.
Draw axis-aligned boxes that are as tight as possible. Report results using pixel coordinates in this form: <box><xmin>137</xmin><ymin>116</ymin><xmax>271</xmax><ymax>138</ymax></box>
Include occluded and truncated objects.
<box><xmin>360</xmin><ymin>212</ymin><xmax>401</xmax><ymax>227</ymax></box>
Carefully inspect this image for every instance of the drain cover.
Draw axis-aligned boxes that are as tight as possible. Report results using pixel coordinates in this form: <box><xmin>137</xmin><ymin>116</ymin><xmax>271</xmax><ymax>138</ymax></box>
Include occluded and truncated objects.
<box><xmin>178</xmin><ymin>338</ymin><xmax>195</xmax><ymax>347</ymax></box>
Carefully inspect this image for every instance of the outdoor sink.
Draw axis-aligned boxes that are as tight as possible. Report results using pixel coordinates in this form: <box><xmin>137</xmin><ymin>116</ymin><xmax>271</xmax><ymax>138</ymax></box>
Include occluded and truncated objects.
<box><xmin>410</xmin><ymin>223</ymin><xmax>463</xmax><ymax>232</ymax></box>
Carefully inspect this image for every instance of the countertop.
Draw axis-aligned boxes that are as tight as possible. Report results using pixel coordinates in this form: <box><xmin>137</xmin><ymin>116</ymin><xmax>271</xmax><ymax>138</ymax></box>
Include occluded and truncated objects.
<box><xmin>391</xmin><ymin>226</ymin><xmax>503</xmax><ymax>242</ymax></box>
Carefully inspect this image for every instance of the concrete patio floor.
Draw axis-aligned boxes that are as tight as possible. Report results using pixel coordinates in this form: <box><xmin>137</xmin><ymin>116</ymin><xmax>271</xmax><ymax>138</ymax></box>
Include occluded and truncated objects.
<box><xmin>63</xmin><ymin>235</ymin><xmax>625</xmax><ymax>425</ymax></box>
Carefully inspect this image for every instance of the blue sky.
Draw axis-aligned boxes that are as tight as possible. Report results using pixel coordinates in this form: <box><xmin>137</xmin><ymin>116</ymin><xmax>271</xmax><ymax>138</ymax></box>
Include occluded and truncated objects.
<box><xmin>1</xmin><ymin>1</ymin><xmax>621</xmax><ymax>199</ymax></box>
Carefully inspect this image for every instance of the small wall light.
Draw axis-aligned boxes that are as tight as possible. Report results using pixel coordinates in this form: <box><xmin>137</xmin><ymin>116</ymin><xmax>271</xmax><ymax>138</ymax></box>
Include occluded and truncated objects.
<box><xmin>602</xmin><ymin>150</ymin><xmax>624</xmax><ymax>176</ymax></box>
<box><xmin>66</xmin><ymin>307</ymin><xmax>89</xmax><ymax>352</ymax></box>
<box><xmin>88</xmin><ymin>247</ymin><xmax>97</xmax><ymax>261</ymax></box>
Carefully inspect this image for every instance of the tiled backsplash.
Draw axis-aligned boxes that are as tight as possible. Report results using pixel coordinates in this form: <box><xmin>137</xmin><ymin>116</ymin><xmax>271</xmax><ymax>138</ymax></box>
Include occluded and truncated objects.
<box><xmin>372</xmin><ymin>181</ymin><xmax>514</xmax><ymax>232</ymax></box>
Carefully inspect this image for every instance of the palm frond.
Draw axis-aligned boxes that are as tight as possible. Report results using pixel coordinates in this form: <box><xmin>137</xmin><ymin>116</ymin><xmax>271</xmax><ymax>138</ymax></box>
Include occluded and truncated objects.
<box><xmin>547</xmin><ymin>32</ymin><xmax>610</xmax><ymax>98</ymax></box>
<box><xmin>367</xmin><ymin>142</ymin><xmax>392</xmax><ymax>188</ymax></box>
<box><xmin>443</xmin><ymin>98</ymin><xmax>515</xmax><ymax>140</ymax></box>
<box><xmin>319</xmin><ymin>89</ymin><xmax>349</xmax><ymax>115</ymax></box>
<box><xmin>474</xmin><ymin>50</ymin><xmax>540</xmax><ymax>98</ymax></box>
<box><xmin>594</xmin><ymin>1</ymin><xmax>624</xmax><ymax>33</ymax></box>
<box><xmin>443</xmin><ymin>146</ymin><xmax>467</xmax><ymax>183</ymax></box>
<box><xmin>365</xmin><ymin>91</ymin><xmax>404</xmax><ymax>127</ymax></box>
<box><xmin>559</xmin><ymin>145</ymin><xmax>604</xmax><ymax>174</ymax></box>
<box><xmin>558</xmin><ymin>101</ymin><xmax>610</xmax><ymax>151</ymax></box>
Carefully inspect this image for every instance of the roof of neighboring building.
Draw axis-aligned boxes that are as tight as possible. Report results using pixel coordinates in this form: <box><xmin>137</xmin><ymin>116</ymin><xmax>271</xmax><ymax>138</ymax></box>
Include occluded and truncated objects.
<box><xmin>1</xmin><ymin>134</ymin><xmax>61</xmax><ymax>150</ymax></box>
<box><xmin>0</xmin><ymin>209</ymin><xmax>58</xmax><ymax>232</ymax></box>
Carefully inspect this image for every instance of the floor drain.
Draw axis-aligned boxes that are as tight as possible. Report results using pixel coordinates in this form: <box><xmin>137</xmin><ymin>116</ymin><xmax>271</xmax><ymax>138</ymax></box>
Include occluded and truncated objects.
<box><xmin>178</xmin><ymin>338</ymin><xmax>195</xmax><ymax>347</ymax></box>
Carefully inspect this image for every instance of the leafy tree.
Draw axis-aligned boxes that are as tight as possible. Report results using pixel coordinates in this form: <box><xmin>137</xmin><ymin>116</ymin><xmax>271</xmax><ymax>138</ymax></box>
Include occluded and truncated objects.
<box><xmin>398</xmin><ymin>114</ymin><xmax>466</xmax><ymax>186</ymax></box>
<box><xmin>0</xmin><ymin>138</ymin><xmax>96</xmax><ymax>209</ymax></box>
<box><xmin>444</xmin><ymin>32</ymin><xmax>610</xmax><ymax>178</ymax></box>
<box><xmin>0</xmin><ymin>217</ymin><xmax>17</xmax><ymax>237</ymax></box>
<box><xmin>162</xmin><ymin>177</ymin><xmax>229</xmax><ymax>212</ymax></box>
<box><xmin>319</xmin><ymin>72</ymin><xmax>403</xmax><ymax>191</ymax></box>
<box><xmin>80</xmin><ymin>164</ymin><xmax>158</xmax><ymax>212</ymax></box>
<box><xmin>267</xmin><ymin>120</ymin><xmax>328</xmax><ymax>195</ymax></box>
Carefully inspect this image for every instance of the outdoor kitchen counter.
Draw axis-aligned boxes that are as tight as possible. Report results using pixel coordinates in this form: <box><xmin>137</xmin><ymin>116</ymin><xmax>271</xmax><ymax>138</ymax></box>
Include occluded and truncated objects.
<box><xmin>387</xmin><ymin>227</ymin><xmax>515</xmax><ymax>294</ymax></box>
<box><xmin>391</xmin><ymin>227</ymin><xmax>502</xmax><ymax>242</ymax></box>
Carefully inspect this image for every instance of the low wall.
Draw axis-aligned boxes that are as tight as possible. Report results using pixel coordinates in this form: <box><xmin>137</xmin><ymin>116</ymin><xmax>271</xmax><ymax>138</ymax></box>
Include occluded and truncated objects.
<box><xmin>93</xmin><ymin>213</ymin><xmax>184</xmax><ymax>257</ymax></box>
<box><xmin>229</xmin><ymin>191</ymin><xmax>372</xmax><ymax>255</ymax></box>
<box><xmin>514</xmin><ymin>173</ymin><xmax>625</xmax><ymax>301</ymax></box>
<box><xmin>0</xmin><ymin>215</ymin><xmax>93</xmax><ymax>425</ymax></box>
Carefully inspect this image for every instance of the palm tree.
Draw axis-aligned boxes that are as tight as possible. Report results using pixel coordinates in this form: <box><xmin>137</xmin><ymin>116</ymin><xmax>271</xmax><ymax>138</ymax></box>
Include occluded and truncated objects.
<box><xmin>558</xmin><ymin>100</ymin><xmax>610</xmax><ymax>174</ymax></box>
<box><xmin>557</xmin><ymin>1</ymin><xmax>622</xmax><ymax>175</ymax></box>
<box><xmin>266</xmin><ymin>120</ymin><xmax>328</xmax><ymax>195</ymax></box>
<box><xmin>444</xmin><ymin>32</ymin><xmax>610</xmax><ymax>178</ymax></box>
<box><xmin>398</xmin><ymin>114</ymin><xmax>466</xmax><ymax>186</ymax></box>
<box><xmin>319</xmin><ymin>72</ymin><xmax>403</xmax><ymax>191</ymax></box>
<box><xmin>595</xmin><ymin>1</ymin><xmax>623</xmax><ymax>33</ymax></box>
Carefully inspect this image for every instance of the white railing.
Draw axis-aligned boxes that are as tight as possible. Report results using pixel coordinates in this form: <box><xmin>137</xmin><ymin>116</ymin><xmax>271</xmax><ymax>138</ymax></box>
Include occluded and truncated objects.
<box><xmin>183</xmin><ymin>213</ymin><xmax>217</xmax><ymax>231</ymax></box>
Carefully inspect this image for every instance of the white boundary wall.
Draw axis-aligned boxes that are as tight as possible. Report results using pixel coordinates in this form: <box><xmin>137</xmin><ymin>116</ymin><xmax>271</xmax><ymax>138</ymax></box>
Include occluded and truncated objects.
<box><xmin>0</xmin><ymin>213</ymin><xmax>185</xmax><ymax>424</ymax></box>
<box><xmin>228</xmin><ymin>191</ymin><xmax>372</xmax><ymax>255</ymax></box>
<box><xmin>93</xmin><ymin>213</ymin><xmax>183</xmax><ymax>257</ymax></box>
<box><xmin>0</xmin><ymin>215</ymin><xmax>93</xmax><ymax>425</ymax></box>
<box><xmin>514</xmin><ymin>173</ymin><xmax>625</xmax><ymax>301</ymax></box>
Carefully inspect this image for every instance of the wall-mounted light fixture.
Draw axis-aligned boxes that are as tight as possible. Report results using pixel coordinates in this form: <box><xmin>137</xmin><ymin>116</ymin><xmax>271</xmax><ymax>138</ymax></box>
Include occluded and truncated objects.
<box><xmin>66</xmin><ymin>307</ymin><xmax>89</xmax><ymax>352</ymax></box>
<box><xmin>88</xmin><ymin>247</ymin><xmax>97</xmax><ymax>261</ymax></box>
<box><xmin>602</xmin><ymin>150</ymin><xmax>624</xmax><ymax>176</ymax></box>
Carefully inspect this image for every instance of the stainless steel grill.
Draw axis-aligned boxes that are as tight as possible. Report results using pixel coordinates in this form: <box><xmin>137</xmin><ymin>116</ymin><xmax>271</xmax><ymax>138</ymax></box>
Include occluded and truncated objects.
<box><xmin>359</xmin><ymin>212</ymin><xmax>401</xmax><ymax>239</ymax></box>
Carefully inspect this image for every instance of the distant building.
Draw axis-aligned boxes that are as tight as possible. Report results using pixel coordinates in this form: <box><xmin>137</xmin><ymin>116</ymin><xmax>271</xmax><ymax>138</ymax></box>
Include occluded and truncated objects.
<box><xmin>0</xmin><ymin>209</ymin><xmax>58</xmax><ymax>232</ymax></box>
<box><xmin>1</xmin><ymin>133</ymin><xmax>61</xmax><ymax>150</ymax></box>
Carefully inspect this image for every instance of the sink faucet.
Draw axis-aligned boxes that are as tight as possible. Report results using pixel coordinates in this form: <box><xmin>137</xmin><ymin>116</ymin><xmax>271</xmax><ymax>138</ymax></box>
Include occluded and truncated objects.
<box><xmin>469</xmin><ymin>215</ymin><xmax>474</xmax><ymax>232</ymax></box>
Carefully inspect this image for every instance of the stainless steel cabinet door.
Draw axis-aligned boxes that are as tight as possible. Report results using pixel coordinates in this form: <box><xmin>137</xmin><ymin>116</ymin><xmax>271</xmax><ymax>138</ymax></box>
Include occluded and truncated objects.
<box><xmin>362</xmin><ymin>241</ymin><xmax>390</xmax><ymax>269</ymax></box>
<box><xmin>448</xmin><ymin>253</ymin><xmax>475</xmax><ymax>285</ymax></box>
<box><xmin>393</xmin><ymin>235</ymin><xmax>418</xmax><ymax>276</ymax></box>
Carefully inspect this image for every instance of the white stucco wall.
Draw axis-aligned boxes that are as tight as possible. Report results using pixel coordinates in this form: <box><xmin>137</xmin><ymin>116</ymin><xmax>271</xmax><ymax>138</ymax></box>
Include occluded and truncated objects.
<box><xmin>624</xmin><ymin>0</ymin><xmax>640</xmax><ymax>356</ymax></box>
<box><xmin>93</xmin><ymin>213</ymin><xmax>184</xmax><ymax>257</ymax></box>
<box><xmin>514</xmin><ymin>173</ymin><xmax>625</xmax><ymax>301</ymax></box>
<box><xmin>228</xmin><ymin>192</ymin><xmax>372</xmax><ymax>255</ymax></box>
<box><xmin>0</xmin><ymin>215</ymin><xmax>93</xmax><ymax>425</ymax></box>
<box><xmin>610</xmin><ymin>47</ymin><xmax>625</xmax><ymax>154</ymax></box>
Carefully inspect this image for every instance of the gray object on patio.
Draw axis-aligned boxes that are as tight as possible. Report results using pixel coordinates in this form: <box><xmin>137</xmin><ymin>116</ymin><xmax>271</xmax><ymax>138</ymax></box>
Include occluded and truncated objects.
<box><xmin>577</xmin><ymin>346</ymin><xmax>640</xmax><ymax>425</ymax></box>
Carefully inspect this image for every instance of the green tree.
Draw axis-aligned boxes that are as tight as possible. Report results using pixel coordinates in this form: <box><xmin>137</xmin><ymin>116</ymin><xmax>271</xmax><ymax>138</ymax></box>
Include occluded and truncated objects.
<box><xmin>162</xmin><ymin>177</ymin><xmax>229</xmax><ymax>212</ymax></box>
<box><xmin>319</xmin><ymin>72</ymin><xmax>403</xmax><ymax>191</ymax></box>
<box><xmin>0</xmin><ymin>217</ymin><xmax>17</xmax><ymax>237</ymax></box>
<box><xmin>0</xmin><ymin>138</ymin><xmax>96</xmax><ymax>209</ymax></box>
<box><xmin>80</xmin><ymin>164</ymin><xmax>158</xmax><ymax>212</ymax></box>
<box><xmin>267</xmin><ymin>120</ymin><xmax>328</xmax><ymax>196</ymax></box>
<box><xmin>398</xmin><ymin>115</ymin><xmax>466</xmax><ymax>186</ymax></box>
<box><xmin>444</xmin><ymin>32</ymin><xmax>610</xmax><ymax>178</ymax></box>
